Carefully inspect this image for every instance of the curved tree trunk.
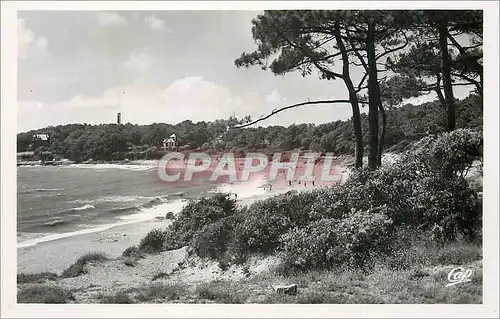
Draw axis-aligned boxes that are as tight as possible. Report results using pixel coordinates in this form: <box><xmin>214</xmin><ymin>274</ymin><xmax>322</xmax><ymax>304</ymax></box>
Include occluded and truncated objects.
<box><xmin>438</xmin><ymin>18</ymin><xmax>456</xmax><ymax>131</ymax></box>
<box><xmin>334</xmin><ymin>26</ymin><xmax>363</xmax><ymax>169</ymax></box>
<box><xmin>367</xmin><ymin>22</ymin><xmax>379</xmax><ymax>170</ymax></box>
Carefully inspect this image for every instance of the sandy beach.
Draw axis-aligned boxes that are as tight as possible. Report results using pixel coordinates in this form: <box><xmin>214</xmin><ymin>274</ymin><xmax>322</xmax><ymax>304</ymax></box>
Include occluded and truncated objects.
<box><xmin>17</xmin><ymin>166</ymin><xmax>350</xmax><ymax>275</ymax></box>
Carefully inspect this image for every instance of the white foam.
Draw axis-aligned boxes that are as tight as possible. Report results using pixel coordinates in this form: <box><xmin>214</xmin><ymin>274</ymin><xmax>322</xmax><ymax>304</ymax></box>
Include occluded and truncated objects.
<box><xmin>64</xmin><ymin>163</ymin><xmax>156</xmax><ymax>171</ymax></box>
<box><xmin>35</xmin><ymin>188</ymin><xmax>64</xmax><ymax>192</ymax></box>
<box><xmin>72</xmin><ymin>204</ymin><xmax>95</xmax><ymax>211</ymax></box>
<box><xmin>70</xmin><ymin>195</ymin><xmax>151</xmax><ymax>205</ymax></box>
<box><xmin>118</xmin><ymin>199</ymin><xmax>186</xmax><ymax>222</ymax></box>
<box><xmin>17</xmin><ymin>199</ymin><xmax>187</xmax><ymax>249</ymax></box>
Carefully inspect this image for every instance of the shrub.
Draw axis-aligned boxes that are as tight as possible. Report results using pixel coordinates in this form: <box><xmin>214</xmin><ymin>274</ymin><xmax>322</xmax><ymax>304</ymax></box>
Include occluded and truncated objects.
<box><xmin>195</xmin><ymin>281</ymin><xmax>246</xmax><ymax>303</ymax></box>
<box><xmin>191</xmin><ymin>217</ymin><xmax>233</xmax><ymax>260</ymax></box>
<box><xmin>341</xmin><ymin>129</ymin><xmax>483</xmax><ymax>241</ymax></box>
<box><xmin>99</xmin><ymin>291</ymin><xmax>133</xmax><ymax>304</ymax></box>
<box><xmin>165</xmin><ymin>211</ymin><xmax>175</xmax><ymax>220</ymax></box>
<box><xmin>122</xmin><ymin>257</ymin><xmax>137</xmax><ymax>267</ymax></box>
<box><xmin>229</xmin><ymin>191</ymin><xmax>319</xmax><ymax>258</ymax></box>
<box><xmin>61</xmin><ymin>252</ymin><xmax>107</xmax><ymax>278</ymax></box>
<box><xmin>139</xmin><ymin>229</ymin><xmax>167</xmax><ymax>253</ymax></box>
<box><xmin>135</xmin><ymin>283</ymin><xmax>187</xmax><ymax>302</ymax></box>
<box><xmin>280</xmin><ymin>207</ymin><xmax>394</xmax><ymax>271</ymax></box>
<box><xmin>386</xmin><ymin>226</ymin><xmax>482</xmax><ymax>270</ymax></box>
<box><xmin>164</xmin><ymin>193</ymin><xmax>238</xmax><ymax>249</ymax></box>
<box><xmin>122</xmin><ymin>245</ymin><xmax>145</xmax><ymax>259</ymax></box>
<box><xmin>18</xmin><ymin>285</ymin><xmax>74</xmax><ymax>303</ymax></box>
<box><xmin>17</xmin><ymin>272</ymin><xmax>58</xmax><ymax>284</ymax></box>
<box><xmin>412</xmin><ymin>128</ymin><xmax>482</xmax><ymax>179</ymax></box>
<box><xmin>413</xmin><ymin>175</ymin><xmax>482</xmax><ymax>241</ymax></box>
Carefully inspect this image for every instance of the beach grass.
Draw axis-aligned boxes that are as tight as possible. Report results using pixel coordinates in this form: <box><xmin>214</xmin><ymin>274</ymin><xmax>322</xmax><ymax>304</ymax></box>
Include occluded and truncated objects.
<box><xmin>134</xmin><ymin>283</ymin><xmax>188</xmax><ymax>303</ymax></box>
<box><xmin>17</xmin><ymin>272</ymin><xmax>58</xmax><ymax>284</ymax></box>
<box><xmin>99</xmin><ymin>291</ymin><xmax>134</xmax><ymax>304</ymax></box>
<box><xmin>16</xmin><ymin>239</ymin><xmax>481</xmax><ymax>304</ymax></box>
<box><xmin>60</xmin><ymin>251</ymin><xmax>107</xmax><ymax>278</ymax></box>
<box><xmin>17</xmin><ymin>285</ymin><xmax>74</xmax><ymax>304</ymax></box>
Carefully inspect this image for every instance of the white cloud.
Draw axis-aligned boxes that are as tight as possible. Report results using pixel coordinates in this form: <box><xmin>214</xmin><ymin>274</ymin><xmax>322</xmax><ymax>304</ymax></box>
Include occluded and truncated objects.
<box><xmin>122</xmin><ymin>50</ymin><xmax>153</xmax><ymax>71</ymax></box>
<box><xmin>145</xmin><ymin>15</ymin><xmax>173</xmax><ymax>33</ymax></box>
<box><xmin>18</xmin><ymin>18</ymin><xmax>48</xmax><ymax>59</ymax></box>
<box><xmin>264</xmin><ymin>89</ymin><xmax>282</xmax><ymax>105</ymax></box>
<box><xmin>18</xmin><ymin>77</ymin><xmax>358</xmax><ymax>133</ymax></box>
<box><xmin>96</xmin><ymin>12</ymin><xmax>126</xmax><ymax>27</ymax></box>
<box><xmin>17</xmin><ymin>78</ymin><xmax>265</xmax><ymax>131</ymax></box>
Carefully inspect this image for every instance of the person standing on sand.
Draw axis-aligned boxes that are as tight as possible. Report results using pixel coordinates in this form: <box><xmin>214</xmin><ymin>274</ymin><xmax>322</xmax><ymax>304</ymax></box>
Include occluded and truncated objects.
<box><xmin>312</xmin><ymin>180</ymin><xmax>315</xmax><ymax>187</ymax></box>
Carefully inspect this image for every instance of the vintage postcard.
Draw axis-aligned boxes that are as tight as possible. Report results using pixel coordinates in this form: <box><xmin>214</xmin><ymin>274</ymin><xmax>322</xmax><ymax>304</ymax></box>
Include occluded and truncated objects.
<box><xmin>1</xmin><ymin>1</ymin><xmax>498</xmax><ymax>318</ymax></box>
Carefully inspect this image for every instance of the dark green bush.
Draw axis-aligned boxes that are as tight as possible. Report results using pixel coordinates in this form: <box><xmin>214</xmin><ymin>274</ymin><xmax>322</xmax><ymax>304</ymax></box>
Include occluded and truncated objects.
<box><xmin>280</xmin><ymin>206</ymin><xmax>394</xmax><ymax>271</ymax></box>
<box><xmin>191</xmin><ymin>217</ymin><xmax>233</xmax><ymax>260</ymax></box>
<box><xmin>341</xmin><ymin>129</ymin><xmax>483</xmax><ymax>241</ymax></box>
<box><xmin>61</xmin><ymin>252</ymin><xmax>107</xmax><ymax>278</ymax></box>
<box><xmin>139</xmin><ymin>229</ymin><xmax>167</xmax><ymax>253</ymax></box>
<box><xmin>122</xmin><ymin>245</ymin><xmax>145</xmax><ymax>259</ymax></box>
<box><xmin>163</xmin><ymin>193</ymin><xmax>238</xmax><ymax>250</ymax></box>
<box><xmin>165</xmin><ymin>211</ymin><xmax>175</xmax><ymax>220</ymax></box>
<box><xmin>229</xmin><ymin>191</ymin><xmax>319</xmax><ymax>258</ymax></box>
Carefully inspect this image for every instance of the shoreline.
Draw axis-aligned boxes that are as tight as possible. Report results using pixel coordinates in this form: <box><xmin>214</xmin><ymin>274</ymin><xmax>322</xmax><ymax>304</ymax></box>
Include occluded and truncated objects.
<box><xmin>17</xmin><ymin>158</ymin><xmax>352</xmax><ymax>274</ymax></box>
<box><xmin>17</xmin><ymin>182</ymin><xmax>345</xmax><ymax>274</ymax></box>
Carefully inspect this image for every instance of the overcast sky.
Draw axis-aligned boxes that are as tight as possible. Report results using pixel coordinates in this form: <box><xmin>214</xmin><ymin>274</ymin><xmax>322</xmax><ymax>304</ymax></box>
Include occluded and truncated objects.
<box><xmin>17</xmin><ymin>10</ymin><xmax>473</xmax><ymax>132</ymax></box>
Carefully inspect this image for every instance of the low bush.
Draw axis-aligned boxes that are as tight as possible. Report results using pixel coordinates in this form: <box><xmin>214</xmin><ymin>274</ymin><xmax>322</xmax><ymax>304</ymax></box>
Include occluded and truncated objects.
<box><xmin>342</xmin><ymin>129</ymin><xmax>483</xmax><ymax>241</ymax></box>
<box><xmin>61</xmin><ymin>252</ymin><xmax>107</xmax><ymax>278</ymax></box>
<box><xmin>17</xmin><ymin>272</ymin><xmax>58</xmax><ymax>284</ymax></box>
<box><xmin>280</xmin><ymin>206</ymin><xmax>394</xmax><ymax>271</ymax></box>
<box><xmin>99</xmin><ymin>291</ymin><xmax>133</xmax><ymax>304</ymax></box>
<box><xmin>165</xmin><ymin>211</ymin><xmax>175</xmax><ymax>220</ymax></box>
<box><xmin>139</xmin><ymin>229</ymin><xmax>167</xmax><ymax>253</ymax></box>
<box><xmin>228</xmin><ymin>191</ymin><xmax>319</xmax><ymax>259</ymax></box>
<box><xmin>18</xmin><ymin>285</ymin><xmax>74</xmax><ymax>303</ymax></box>
<box><xmin>122</xmin><ymin>245</ymin><xmax>145</xmax><ymax>259</ymax></box>
<box><xmin>195</xmin><ymin>281</ymin><xmax>247</xmax><ymax>303</ymax></box>
<box><xmin>135</xmin><ymin>283</ymin><xmax>187</xmax><ymax>302</ymax></box>
<box><xmin>385</xmin><ymin>226</ymin><xmax>482</xmax><ymax>270</ymax></box>
<box><xmin>190</xmin><ymin>217</ymin><xmax>233</xmax><ymax>260</ymax></box>
<box><xmin>163</xmin><ymin>193</ymin><xmax>238</xmax><ymax>250</ymax></box>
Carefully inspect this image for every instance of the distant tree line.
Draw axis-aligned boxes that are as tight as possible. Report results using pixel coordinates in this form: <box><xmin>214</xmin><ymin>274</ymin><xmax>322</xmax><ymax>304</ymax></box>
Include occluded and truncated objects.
<box><xmin>17</xmin><ymin>93</ymin><xmax>482</xmax><ymax>163</ymax></box>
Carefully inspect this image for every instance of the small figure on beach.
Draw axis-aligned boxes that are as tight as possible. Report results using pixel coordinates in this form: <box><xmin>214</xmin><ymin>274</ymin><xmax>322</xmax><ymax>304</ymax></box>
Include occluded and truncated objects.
<box><xmin>268</xmin><ymin>183</ymin><xmax>272</xmax><ymax>191</ymax></box>
<box><xmin>312</xmin><ymin>180</ymin><xmax>315</xmax><ymax>187</ymax></box>
<box><xmin>304</xmin><ymin>182</ymin><xmax>307</xmax><ymax>187</ymax></box>
<box><xmin>288</xmin><ymin>180</ymin><xmax>292</xmax><ymax>186</ymax></box>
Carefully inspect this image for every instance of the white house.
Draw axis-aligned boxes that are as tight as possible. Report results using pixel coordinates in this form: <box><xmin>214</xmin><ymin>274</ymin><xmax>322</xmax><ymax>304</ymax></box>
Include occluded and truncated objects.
<box><xmin>163</xmin><ymin>134</ymin><xmax>177</xmax><ymax>151</ymax></box>
<box><xmin>34</xmin><ymin>133</ymin><xmax>49</xmax><ymax>141</ymax></box>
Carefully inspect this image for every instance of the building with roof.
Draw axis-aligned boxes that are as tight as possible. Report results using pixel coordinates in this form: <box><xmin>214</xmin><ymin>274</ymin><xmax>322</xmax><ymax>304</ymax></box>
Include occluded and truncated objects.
<box><xmin>163</xmin><ymin>134</ymin><xmax>177</xmax><ymax>151</ymax></box>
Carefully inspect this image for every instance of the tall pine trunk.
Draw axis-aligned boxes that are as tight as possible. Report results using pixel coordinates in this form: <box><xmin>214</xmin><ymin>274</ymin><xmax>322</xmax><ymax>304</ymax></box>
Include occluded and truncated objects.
<box><xmin>376</xmin><ymin>83</ymin><xmax>386</xmax><ymax>167</ymax></box>
<box><xmin>367</xmin><ymin>22</ymin><xmax>379</xmax><ymax>170</ymax></box>
<box><xmin>334</xmin><ymin>27</ymin><xmax>363</xmax><ymax>169</ymax></box>
<box><xmin>438</xmin><ymin>17</ymin><xmax>456</xmax><ymax>131</ymax></box>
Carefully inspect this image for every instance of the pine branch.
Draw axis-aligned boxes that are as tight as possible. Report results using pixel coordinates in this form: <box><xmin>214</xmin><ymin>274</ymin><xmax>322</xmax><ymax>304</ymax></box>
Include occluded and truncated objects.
<box><xmin>231</xmin><ymin>99</ymin><xmax>366</xmax><ymax>129</ymax></box>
